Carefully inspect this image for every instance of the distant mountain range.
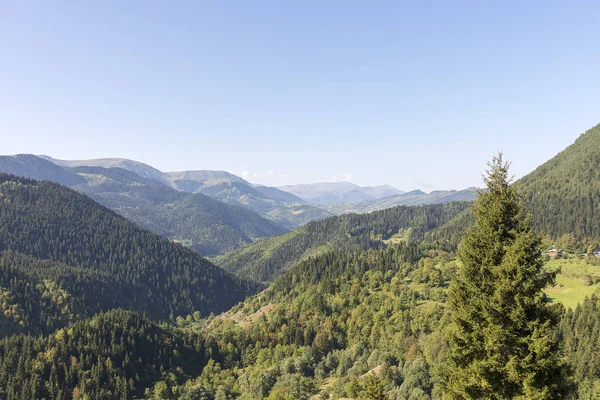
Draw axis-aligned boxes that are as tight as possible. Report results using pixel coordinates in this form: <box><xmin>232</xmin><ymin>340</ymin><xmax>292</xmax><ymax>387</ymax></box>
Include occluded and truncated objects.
<box><xmin>41</xmin><ymin>155</ymin><xmax>333</xmax><ymax>230</ymax></box>
<box><xmin>278</xmin><ymin>182</ymin><xmax>403</xmax><ymax>204</ymax></box>
<box><xmin>277</xmin><ymin>181</ymin><xmax>478</xmax><ymax>214</ymax></box>
<box><xmin>322</xmin><ymin>187</ymin><xmax>479</xmax><ymax>215</ymax></box>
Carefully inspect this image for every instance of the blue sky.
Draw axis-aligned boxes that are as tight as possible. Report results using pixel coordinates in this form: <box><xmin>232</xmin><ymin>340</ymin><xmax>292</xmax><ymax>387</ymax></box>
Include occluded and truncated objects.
<box><xmin>1</xmin><ymin>1</ymin><xmax>599</xmax><ymax>190</ymax></box>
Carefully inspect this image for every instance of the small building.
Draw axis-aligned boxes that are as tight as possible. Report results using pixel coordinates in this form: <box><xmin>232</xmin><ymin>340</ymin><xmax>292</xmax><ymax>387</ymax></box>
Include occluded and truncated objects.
<box><xmin>547</xmin><ymin>249</ymin><xmax>559</xmax><ymax>258</ymax></box>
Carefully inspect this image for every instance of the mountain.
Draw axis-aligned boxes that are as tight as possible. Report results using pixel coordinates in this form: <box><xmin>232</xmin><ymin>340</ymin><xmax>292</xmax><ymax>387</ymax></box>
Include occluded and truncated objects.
<box><xmin>165</xmin><ymin>171</ymin><xmax>333</xmax><ymax>227</ymax></box>
<box><xmin>361</xmin><ymin>184</ymin><xmax>405</xmax><ymax>199</ymax></box>
<box><xmin>214</xmin><ymin>201</ymin><xmax>470</xmax><ymax>282</ymax></box>
<box><xmin>167</xmin><ymin>169</ymin><xmax>248</xmax><ymax>185</ymax></box>
<box><xmin>4</xmin><ymin>128</ymin><xmax>600</xmax><ymax>398</ymax></box>
<box><xmin>42</xmin><ymin>156</ymin><xmax>332</xmax><ymax>229</ymax></box>
<box><xmin>40</xmin><ymin>155</ymin><xmax>171</xmax><ymax>185</ymax></box>
<box><xmin>0</xmin><ymin>154</ymin><xmax>86</xmax><ymax>186</ymax></box>
<box><xmin>323</xmin><ymin>187</ymin><xmax>478</xmax><ymax>215</ymax></box>
<box><xmin>70</xmin><ymin>165</ymin><xmax>287</xmax><ymax>256</ymax></box>
<box><xmin>278</xmin><ymin>182</ymin><xmax>403</xmax><ymax>204</ymax></box>
<box><xmin>517</xmin><ymin>122</ymin><xmax>600</xmax><ymax>239</ymax></box>
<box><xmin>0</xmin><ymin>174</ymin><xmax>260</xmax><ymax>329</ymax></box>
<box><xmin>254</xmin><ymin>185</ymin><xmax>307</xmax><ymax>203</ymax></box>
<box><xmin>0</xmin><ymin>156</ymin><xmax>287</xmax><ymax>256</ymax></box>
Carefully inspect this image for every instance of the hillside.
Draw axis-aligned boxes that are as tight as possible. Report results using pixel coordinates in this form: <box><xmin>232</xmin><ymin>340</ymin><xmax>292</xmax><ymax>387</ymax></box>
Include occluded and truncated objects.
<box><xmin>167</xmin><ymin>169</ymin><xmax>249</xmax><ymax>187</ymax></box>
<box><xmin>177</xmin><ymin>152</ymin><xmax>600</xmax><ymax>399</ymax></box>
<box><xmin>181</xmin><ymin>246</ymin><xmax>447</xmax><ymax>399</ymax></box>
<box><xmin>71</xmin><ymin>166</ymin><xmax>287</xmax><ymax>256</ymax></box>
<box><xmin>254</xmin><ymin>185</ymin><xmax>307</xmax><ymax>203</ymax></box>
<box><xmin>214</xmin><ymin>201</ymin><xmax>470</xmax><ymax>282</ymax></box>
<box><xmin>0</xmin><ymin>174</ymin><xmax>260</xmax><ymax>328</ymax></box>
<box><xmin>0</xmin><ymin>156</ymin><xmax>288</xmax><ymax>256</ymax></box>
<box><xmin>517</xmin><ymin>122</ymin><xmax>600</xmax><ymax>239</ymax></box>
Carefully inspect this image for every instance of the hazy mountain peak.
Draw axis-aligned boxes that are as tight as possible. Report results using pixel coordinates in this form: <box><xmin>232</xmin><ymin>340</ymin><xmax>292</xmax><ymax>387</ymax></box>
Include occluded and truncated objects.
<box><xmin>402</xmin><ymin>189</ymin><xmax>427</xmax><ymax>196</ymax></box>
<box><xmin>40</xmin><ymin>155</ymin><xmax>170</xmax><ymax>185</ymax></box>
<box><xmin>278</xmin><ymin>182</ymin><xmax>402</xmax><ymax>205</ymax></box>
<box><xmin>166</xmin><ymin>170</ymin><xmax>249</xmax><ymax>184</ymax></box>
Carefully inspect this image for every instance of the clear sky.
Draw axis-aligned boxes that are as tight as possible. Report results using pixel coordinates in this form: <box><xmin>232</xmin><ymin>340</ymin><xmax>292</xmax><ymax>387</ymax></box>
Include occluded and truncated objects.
<box><xmin>1</xmin><ymin>1</ymin><xmax>599</xmax><ymax>190</ymax></box>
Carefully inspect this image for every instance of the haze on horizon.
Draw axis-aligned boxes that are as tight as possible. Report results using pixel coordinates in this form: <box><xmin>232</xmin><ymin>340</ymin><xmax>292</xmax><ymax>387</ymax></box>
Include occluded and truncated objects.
<box><xmin>1</xmin><ymin>1</ymin><xmax>599</xmax><ymax>190</ymax></box>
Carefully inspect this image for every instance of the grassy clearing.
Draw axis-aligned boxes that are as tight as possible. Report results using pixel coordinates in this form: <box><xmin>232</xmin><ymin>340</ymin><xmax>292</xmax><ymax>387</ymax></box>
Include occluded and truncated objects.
<box><xmin>544</xmin><ymin>257</ymin><xmax>600</xmax><ymax>308</ymax></box>
<box><xmin>545</xmin><ymin>257</ymin><xmax>600</xmax><ymax>277</ymax></box>
<box><xmin>546</xmin><ymin>275</ymin><xmax>599</xmax><ymax>309</ymax></box>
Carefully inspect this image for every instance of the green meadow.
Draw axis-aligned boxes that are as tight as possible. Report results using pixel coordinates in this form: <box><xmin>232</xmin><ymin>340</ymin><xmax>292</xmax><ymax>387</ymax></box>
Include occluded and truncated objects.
<box><xmin>545</xmin><ymin>257</ymin><xmax>600</xmax><ymax>308</ymax></box>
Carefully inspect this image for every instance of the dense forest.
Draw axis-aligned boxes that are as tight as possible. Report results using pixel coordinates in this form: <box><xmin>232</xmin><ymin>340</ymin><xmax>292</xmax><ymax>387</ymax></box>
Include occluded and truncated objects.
<box><xmin>0</xmin><ymin>174</ymin><xmax>260</xmax><ymax>327</ymax></box>
<box><xmin>518</xmin><ymin>123</ymin><xmax>600</xmax><ymax>240</ymax></box>
<box><xmin>0</xmin><ymin>309</ymin><xmax>220</xmax><ymax>399</ymax></box>
<box><xmin>559</xmin><ymin>297</ymin><xmax>600</xmax><ymax>398</ymax></box>
<box><xmin>214</xmin><ymin>201</ymin><xmax>470</xmax><ymax>282</ymax></box>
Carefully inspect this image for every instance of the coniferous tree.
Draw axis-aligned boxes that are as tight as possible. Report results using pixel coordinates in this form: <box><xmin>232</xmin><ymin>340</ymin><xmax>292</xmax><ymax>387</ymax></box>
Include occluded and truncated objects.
<box><xmin>441</xmin><ymin>155</ymin><xmax>574</xmax><ymax>399</ymax></box>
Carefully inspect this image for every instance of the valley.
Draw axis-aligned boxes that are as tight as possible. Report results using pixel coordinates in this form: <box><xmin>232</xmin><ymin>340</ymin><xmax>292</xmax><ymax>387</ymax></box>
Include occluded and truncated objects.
<box><xmin>0</xmin><ymin>123</ymin><xmax>599</xmax><ymax>398</ymax></box>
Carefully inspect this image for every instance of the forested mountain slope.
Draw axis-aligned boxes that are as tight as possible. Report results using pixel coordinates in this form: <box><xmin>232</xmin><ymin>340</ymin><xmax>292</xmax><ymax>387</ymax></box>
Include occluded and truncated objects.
<box><xmin>517</xmin><ymin>122</ymin><xmax>600</xmax><ymax>239</ymax></box>
<box><xmin>0</xmin><ymin>156</ymin><xmax>288</xmax><ymax>256</ymax></box>
<box><xmin>0</xmin><ymin>309</ymin><xmax>218</xmax><ymax>399</ymax></box>
<box><xmin>178</xmin><ymin>245</ymin><xmax>452</xmax><ymax>399</ymax></box>
<box><xmin>0</xmin><ymin>174</ymin><xmax>260</xmax><ymax>328</ymax></box>
<box><xmin>214</xmin><ymin>201</ymin><xmax>470</xmax><ymax>282</ymax></box>
<box><xmin>71</xmin><ymin>166</ymin><xmax>287</xmax><ymax>256</ymax></box>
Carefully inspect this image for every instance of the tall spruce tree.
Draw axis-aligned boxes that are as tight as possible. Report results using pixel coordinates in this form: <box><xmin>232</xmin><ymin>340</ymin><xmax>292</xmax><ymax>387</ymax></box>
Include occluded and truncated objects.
<box><xmin>441</xmin><ymin>155</ymin><xmax>574</xmax><ymax>399</ymax></box>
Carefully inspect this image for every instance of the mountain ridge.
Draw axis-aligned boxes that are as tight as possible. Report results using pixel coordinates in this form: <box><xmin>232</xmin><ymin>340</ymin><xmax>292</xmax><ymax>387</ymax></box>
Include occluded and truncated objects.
<box><xmin>278</xmin><ymin>181</ymin><xmax>403</xmax><ymax>204</ymax></box>
<box><xmin>39</xmin><ymin>155</ymin><xmax>333</xmax><ymax>229</ymax></box>
<box><xmin>0</xmin><ymin>155</ymin><xmax>288</xmax><ymax>256</ymax></box>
